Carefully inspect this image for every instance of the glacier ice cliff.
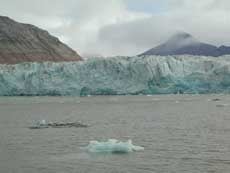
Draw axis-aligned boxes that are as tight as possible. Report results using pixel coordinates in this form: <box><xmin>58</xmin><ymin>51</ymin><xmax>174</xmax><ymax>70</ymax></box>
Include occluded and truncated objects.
<box><xmin>1</xmin><ymin>55</ymin><xmax>230</xmax><ymax>96</ymax></box>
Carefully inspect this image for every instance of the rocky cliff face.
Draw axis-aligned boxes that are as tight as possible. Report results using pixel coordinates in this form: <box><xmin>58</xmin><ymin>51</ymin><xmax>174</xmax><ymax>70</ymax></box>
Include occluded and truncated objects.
<box><xmin>140</xmin><ymin>32</ymin><xmax>230</xmax><ymax>57</ymax></box>
<box><xmin>0</xmin><ymin>16</ymin><xmax>82</xmax><ymax>64</ymax></box>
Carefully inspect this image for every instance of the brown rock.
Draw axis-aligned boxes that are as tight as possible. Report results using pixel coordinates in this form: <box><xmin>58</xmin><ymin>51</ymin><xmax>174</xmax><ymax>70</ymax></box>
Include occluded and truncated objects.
<box><xmin>0</xmin><ymin>16</ymin><xmax>82</xmax><ymax>64</ymax></box>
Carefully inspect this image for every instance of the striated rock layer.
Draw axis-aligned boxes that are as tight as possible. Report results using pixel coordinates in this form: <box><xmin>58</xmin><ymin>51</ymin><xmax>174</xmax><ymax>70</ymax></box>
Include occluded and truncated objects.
<box><xmin>0</xmin><ymin>16</ymin><xmax>82</xmax><ymax>64</ymax></box>
<box><xmin>0</xmin><ymin>55</ymin><xmax>230</xmax><ymax>96</ymax></box>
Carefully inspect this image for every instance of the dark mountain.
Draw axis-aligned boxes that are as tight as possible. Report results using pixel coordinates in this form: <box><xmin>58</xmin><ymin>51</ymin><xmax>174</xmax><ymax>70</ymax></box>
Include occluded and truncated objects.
<box><xmin>140</xmin><ymin>32</ymin><xmax>230</xmax><ymax>57</ymax></box>
<box><xmin>0</xmin><ymin>16</ymin><xmax>82</xmax><ymax>64</ymax></box>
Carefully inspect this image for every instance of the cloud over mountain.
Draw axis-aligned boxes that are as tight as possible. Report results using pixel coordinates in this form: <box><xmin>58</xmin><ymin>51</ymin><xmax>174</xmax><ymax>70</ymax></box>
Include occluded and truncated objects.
<box><xmin>0</xmin><ymin>0</ymin><xmax>229</xmax><ymax>57</ymax></box>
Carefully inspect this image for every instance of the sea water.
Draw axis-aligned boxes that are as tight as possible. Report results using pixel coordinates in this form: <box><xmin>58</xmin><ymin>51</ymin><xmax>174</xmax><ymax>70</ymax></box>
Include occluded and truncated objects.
<box><xmin>0</xmin><ymin>95</ymin><xmax>230</xmax><ymax>173</ymax></box>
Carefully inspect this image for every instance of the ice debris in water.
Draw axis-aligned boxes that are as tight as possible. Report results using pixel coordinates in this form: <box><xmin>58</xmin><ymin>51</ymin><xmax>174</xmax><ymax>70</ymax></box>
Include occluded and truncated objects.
<box><xmin>29</xmin><ymin>120</ymin><xmax>49</xmax><ymax>129</ymax></box>
<box><xmin>29</xmin><ymin>120</ymin><xmax>89</xmax><ymax>129</ymax></box>
<box><xmin>40</xmin><ymin>119</ymin><xmax>47</xmax><ymax>125</ymax></box>
<box><xmin>85</xmin><ymin>139</ymin><xmax>144</xmax><ymax>153</ymax></box>
<box><xmin>216</xmin><ymin>104</ymin><xmax>229</xmax><ymax>107</ymax></box>
<box><xmin>212</xmin><ymin>98</ymin><xmax>221</xmax><ymax>102</ymax></box>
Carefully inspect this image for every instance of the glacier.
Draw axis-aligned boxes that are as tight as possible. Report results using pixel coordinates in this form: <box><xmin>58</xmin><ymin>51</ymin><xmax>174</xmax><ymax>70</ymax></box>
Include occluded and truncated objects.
<box><xmin>0</xmin><ymin>55</ymin><xmax>230</xmax><ymax>96</ymax></box>
<box><xmin>85</xmin><ymin>139</ymin><xmax>144</xmax><ymax>153</ymax></box>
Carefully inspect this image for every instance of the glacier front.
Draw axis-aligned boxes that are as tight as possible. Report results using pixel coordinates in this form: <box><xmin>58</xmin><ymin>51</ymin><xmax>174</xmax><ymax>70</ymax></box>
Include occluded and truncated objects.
<box><xmin>0</xmin><ymin>55</ymin><xmax>230</xmax><ymax>96</ymax></box>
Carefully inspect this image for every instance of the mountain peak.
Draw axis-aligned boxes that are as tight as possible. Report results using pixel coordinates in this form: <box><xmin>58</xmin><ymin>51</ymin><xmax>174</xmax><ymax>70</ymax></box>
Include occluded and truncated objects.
<box><xmin>0</xmin><ymin>16</ymin><xmax>12</xmax><ymax>20</ymax></box>
<box><xmin>162</xmin><ymin>32</ymin><xmax>198</xmax><ymax>50</ymax></box>
<box><xmin>168</xmin><ymin>32</ymin><xmax>193</xmax><ymax>41</ymax></box>
<box><xmin>140</xmin><ymin>32</ymin><xmax>230</xmax><ymax>57</ymax></box>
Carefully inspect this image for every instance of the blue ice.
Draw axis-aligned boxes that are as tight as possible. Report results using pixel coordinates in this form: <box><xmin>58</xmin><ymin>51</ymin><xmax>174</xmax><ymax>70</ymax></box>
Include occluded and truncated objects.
<box><xmin>85</xmin><ymin>139</ymin><xmax>144</xmax><ymax>153</ymax></box>
<box><xmin>1</xmin><ymin>55</ymin><xmax>230</xmax><ymax>96</ymax></box>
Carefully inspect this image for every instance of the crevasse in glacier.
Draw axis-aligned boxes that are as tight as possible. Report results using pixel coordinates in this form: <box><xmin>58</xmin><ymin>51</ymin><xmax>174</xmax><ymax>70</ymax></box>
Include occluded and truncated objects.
<box><xmin>0</xmin><ymin>55</ymin><xmax>230</xmax><ymax>96</ymax></box>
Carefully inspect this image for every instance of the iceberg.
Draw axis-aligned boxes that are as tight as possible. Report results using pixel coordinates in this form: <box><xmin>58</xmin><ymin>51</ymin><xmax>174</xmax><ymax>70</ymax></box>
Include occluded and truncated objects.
<box><xmin>85</xmin><ymin>139</ymin><xmax>144</xmax><ymax>153</ymax></box>
<box><xmin>1</xmin><ymin>55</ymin><xmax>230</xmax><ymax>96</ymax></box>
<box><xmin>29</xmin><ymin>120</ymin><xmax>49</xmax><ymax>129</ymax></box>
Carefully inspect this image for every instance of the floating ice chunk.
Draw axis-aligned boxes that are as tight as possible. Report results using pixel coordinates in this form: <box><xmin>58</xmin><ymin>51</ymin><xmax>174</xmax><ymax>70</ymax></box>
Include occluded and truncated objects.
<box><xmin>40</xmin><ymin>119</ymin><xmax>47</xmax><ymax>125</ymax></box>
<box><xmin>29</xmin><ymin>120</ymin><xmax>89</xmax><ymax>129</ymax></box>
<box><xmin>216</xmin><ymin>104</ymin><xmax>229</xmax><ymax>107</ymax></box>
<box><xmin>48</xmin><ymin>121</ymin><xmax>89</xmax><ymax>128</ymax></box>
<box><xmin>85</xmin><ymin>139</ymin><xmax>144</xmax><ymax>153</ymax></box>
<box><xmin>29</xmin><ymin>120</ymin><xmax>49</xmax><ymax>129</ymax></box>
<box><xmin>212</xmin><ymin>98</ymin><xmax>221</xmax><ymax>102</ymax></box>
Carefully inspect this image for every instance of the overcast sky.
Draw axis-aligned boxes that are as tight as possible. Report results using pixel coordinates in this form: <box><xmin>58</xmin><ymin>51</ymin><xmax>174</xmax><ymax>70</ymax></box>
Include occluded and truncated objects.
<box><xmin>1</xmin><ymin>0</ymin><xmax>230</xmax><ymax>57</ymax></box>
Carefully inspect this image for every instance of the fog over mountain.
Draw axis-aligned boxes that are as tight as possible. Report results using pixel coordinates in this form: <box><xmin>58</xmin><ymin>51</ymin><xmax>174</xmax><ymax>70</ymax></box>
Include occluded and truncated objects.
<box><xmin>140</xmin><ymin>32</ymin><xmax>230</xmax><ymax>57</ymax></box>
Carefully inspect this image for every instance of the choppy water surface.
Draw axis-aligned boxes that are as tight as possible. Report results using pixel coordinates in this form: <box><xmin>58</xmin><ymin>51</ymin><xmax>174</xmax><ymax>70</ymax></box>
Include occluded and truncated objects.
<box><xmin>0</xmin><ymin>95</ymin><xmax>230</xmax><ymax>173</ymax></box>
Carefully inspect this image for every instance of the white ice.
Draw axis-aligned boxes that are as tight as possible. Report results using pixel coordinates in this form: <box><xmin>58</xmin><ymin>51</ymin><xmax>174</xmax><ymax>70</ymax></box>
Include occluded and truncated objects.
<box><xmin>85</xmin><ymin>139</ymin><xmax>144</xmax><ymax>153</ymax></box>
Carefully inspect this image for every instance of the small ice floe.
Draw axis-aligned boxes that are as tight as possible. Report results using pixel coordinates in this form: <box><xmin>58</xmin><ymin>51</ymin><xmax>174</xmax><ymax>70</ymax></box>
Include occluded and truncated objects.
<box><xmin>212</xmin><ymin>98</ymin><xmax>221</xmax><ymax>102</ymax></box>
<box><xmin>48</xmin><ymin>121</ymin><xmax>89</xmax><ymax>128</ymax></box>
<box><xmin>29</xmin><ymin>120</ymin><xmax>89</xmax><ymax>129</ymax></box>
<box><xmin>216</xmin><ymin>104</ymin><xmax>229</xmax><ymax>107</ymax></box>
<box><xmin>85</xmin><ymin>139</ymin><xmax>144</xmax><ymax>153</ymax></box>
<box><xmin>29</xmin><ymin>120</ymin><xmax>49</xmax><ymax>129</ymax></box>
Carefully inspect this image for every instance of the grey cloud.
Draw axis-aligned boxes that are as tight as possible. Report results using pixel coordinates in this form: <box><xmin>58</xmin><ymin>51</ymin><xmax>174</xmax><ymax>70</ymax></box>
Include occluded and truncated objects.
<box><xmin>97</xmin><ymin>0</ymin><xmax>230</xmax><ymax>56</ymax></box>
<box><xmin>0</xmin><ymin>0</ymin><xmax>230</xmax><ymax>57</ymax></box>
<box><xmin>98</xmin><ymin>16</ymin><xmax>180</xmax><ymax>56</ymax></box>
